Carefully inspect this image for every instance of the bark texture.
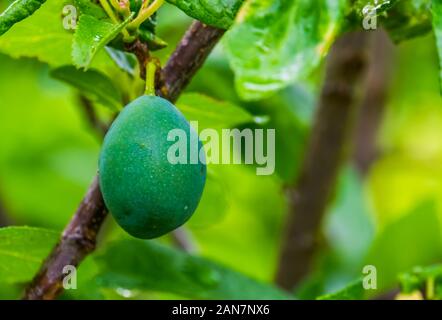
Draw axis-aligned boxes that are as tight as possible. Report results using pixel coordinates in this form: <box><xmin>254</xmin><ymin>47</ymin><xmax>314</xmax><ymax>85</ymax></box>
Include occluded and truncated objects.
<box><xmin>275</xmin><ymin>31</ymin><xmax>373</xmax><ymax>290</ymax></box>
<box><xmin>353</xmin><ymin>29</ymin><xmax>393</xmax><ymax>175</ymax></box>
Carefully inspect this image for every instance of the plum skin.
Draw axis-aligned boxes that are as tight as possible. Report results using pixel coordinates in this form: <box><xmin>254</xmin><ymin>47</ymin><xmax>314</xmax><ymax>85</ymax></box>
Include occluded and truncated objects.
<box><xmin>99</xmin><ymin>95</ymin><xmax>206</xmax><ymax>239</ymax></box>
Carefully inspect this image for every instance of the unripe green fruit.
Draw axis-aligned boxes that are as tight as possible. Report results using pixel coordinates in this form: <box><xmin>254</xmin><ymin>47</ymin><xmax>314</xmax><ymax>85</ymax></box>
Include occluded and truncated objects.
<box><xmin>99</xmin><ymin>95</ymin><xmax>206</xmax><ymax>239</ymax></box>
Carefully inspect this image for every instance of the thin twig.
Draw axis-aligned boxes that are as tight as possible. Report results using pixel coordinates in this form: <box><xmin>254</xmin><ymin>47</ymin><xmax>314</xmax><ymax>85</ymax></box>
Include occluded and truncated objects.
<box><xmin>125</xmin><ymin>39</ymin><xmax>150</xmax><ymax>80</ymax></box>
<box><xmin>275</xmin><ymin>31</ymin><xmax>373</xmax><ymax>291</ymax></box>
<box><xmin>23</xmin><ymin>21</ymin><xmax>225</xmax><ymax>300</ymax></box>
<box><xmin>158</xmin><ymin>22</ymin><xmax>225</xmax><ymax>102</ymax></box>
<box><xmin>23</xmin><ymin>177</ymin><xmax>107</xmax><ymax>299</ymax></box>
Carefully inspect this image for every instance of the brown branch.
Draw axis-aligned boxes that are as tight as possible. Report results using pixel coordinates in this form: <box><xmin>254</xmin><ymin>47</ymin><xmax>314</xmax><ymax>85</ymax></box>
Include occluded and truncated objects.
<box><xmin>158</xmin><ymin>22</ymin><xmax>225</xmax><ymax>102</ymax></box>
<box><xmin>23</xmin><ymin>21</ymin><xmax>225</xmax><ymax>300</ymax></box>
<box><xmin>24</xmin><ymin>177</ymin><xmax>107</xmax><ymax>299</ymax></box>
<box><xmin>125</xmin><ymin>39</ymin><xmax>150</xmax><ymax>80</ymax></box>
<box><xmin>275</xmin><ymin>31</ymin><xmax>373</xmax><ymax>291</ymax></box>
<box><xmin>353</xmin><ymin>29</ymin><xmax>394</xmax><ymax>175</ymax></box>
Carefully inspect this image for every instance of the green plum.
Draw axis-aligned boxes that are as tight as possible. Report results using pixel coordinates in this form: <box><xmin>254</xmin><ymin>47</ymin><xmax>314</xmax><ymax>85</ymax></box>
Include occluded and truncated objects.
<box><xmin>99</xmin><ymin>95</ymin><xmax>206</xmax><ymax>239</ymax></box>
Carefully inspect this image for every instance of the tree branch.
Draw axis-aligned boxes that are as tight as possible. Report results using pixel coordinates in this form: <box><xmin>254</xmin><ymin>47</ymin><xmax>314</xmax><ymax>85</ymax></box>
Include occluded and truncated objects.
<box><xmin>353</xmin><ymin>29</ymin><xmax>393</xmax><ymax>175</ymax></box>
<box><xmin>24</xmin><ymin>176</ymin><xmax>107</xmax><ymax>299</ymax></box>
<box><xmin>23</xmin><ymin>21</ymin><xmax>225</xmax><ymax>300</ymax></box>
<box><xmin>275</xmin><ymin>31</ymin><xmax>373</xmax><ymax>291</ymax></box>
<box><xmin>158</xmin><ymin>22</ymin><xmax>225</xmax><ymax>102</ymax></box>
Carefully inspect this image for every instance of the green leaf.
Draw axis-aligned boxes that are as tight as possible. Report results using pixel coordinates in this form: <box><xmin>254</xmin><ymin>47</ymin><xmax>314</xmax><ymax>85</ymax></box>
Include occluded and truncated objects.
<box><xmin>365</xmin><ymin>201</ymin><xmax>442</xmax><ymax>291</ymax></box>
<box><xmin>325</xmin><ymin>167</ymin><xmax>375</xmax><ymax>269</ymax></box>
<box><xmin>224</xmin><ymin>0</ymin><xmax>348</xmax><ymax>100</ymax></box>
<box><xmin>317</xmin><ymin>279</ymin><xmax>365</xmax><ymax>300</ymax></box>
<box><xmin>370</xmin><ymin>0</ymin><xmax>398</xmax><ymax>14</ymax></box>
<box><xmin>95</xmin><ymin>239</ymin><xmax>292</xmax><ymax>299</ymax></box>
<box><xmin>399</xmin><ymin>265</ymin><xmax>441</xmax><ymax>290</ymax></box>
<box><xmin>0</xmin><ymin>54</ymin><xmax>100</xmax><ymax>228</ymax></box>
<box><xmin>166</xmin><ymin>0</ymin><xmax>244</xmax><ymax>29</ymax></box>
<box><xmin>399</xmin><ymin>264</ymin><xmax>442</xmax><ymax>299</ymax></box>
<box><xmin>0</xmin><ymin>0</ymin><xmax>116</xmax><ymax>72</ymax></box>
<box><xmin>432</xmin><ymin>0</ymin><xmax>442</xmax><ymax>93</ymax></box>
<box><xmin>187</xmin><ymin>164</ymin><xmax>286</xmax><ymax>282</ymax></box>
<box><xmin>105</xmin><ymin>46</ymin><xmax>138</xmax><ymax>76</ymax></box>
<box><xmin>0</xmin><ymin>0</ymin><xmax>46</xmax><ymax>36</ymax></box>
<box><xmin>176</xmin><ymin>93</ymin><xmax>253</xmax><ymax>130</ymax></box>
<box><xmin>72</xmin><ymin>13</ymin><xmax>133</xmax><ymax>69</ymax></box>
<box><xmin>0</xmin><ymin>226</ymin><xmax>58</xmax><ymax>283</ymax></box>
<box><xmin>187</xmin><ymin>168</ymin><xmax>229</xmax><ymax>228</ymax></box>
<box><xmin>353</xmin><ymin>0</ymin><xmax>399</xmax><ymax>16</ymax></box>
<box><xmin>382</xmin><ymin>0</ymin><xmax>431</xmax><ymax>43</ymax></box>
<box><xmin>51</xmin><ymin>65</ymin><xmax>122</xmax><ymax>110</ymax></box>
<box><xmin>0</xmin><ymin>0</ymin><xmax>72</xmax><ymax>66</ymax></box>
<box><xmin>73</xmin><ymin>0</ymin><xmax>108</xmax><ymax>19</ymax></box>
<box><xmin>138</xmin><ymin>28</ymin><xmax>168</xmax><ymax>51</ymax></box>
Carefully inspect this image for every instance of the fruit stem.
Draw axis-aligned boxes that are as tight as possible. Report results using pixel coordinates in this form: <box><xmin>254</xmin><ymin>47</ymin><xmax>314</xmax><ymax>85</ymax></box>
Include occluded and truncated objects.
<box><xmin>99</xmin><ymin>0</ymin><xmax>133</xmax><ymax>42</ymax></box>
<box><xmin>109</xmin><ymin>0</ymin><xmax>122</xmax><ymax>12</ymax></box>
<box><xmin>99</xmin><ymin>0</ymin><xmax>121</xmax><ymax>24</ymax></box>
<box><xmin>121</xmin><ymin>0</ymin><xmax>132</xmax><ymax>18</ymax></box>
<box><xmin>110</xmin><ymin>0</ymin><xmax>131</xmax><ymax>17</ymax></box>
<box><xmin>128</xmin><ymin>0</ymin><xmax>164</xmax><ymax>30</ymax></box>
<box><xmin>145</xmin><ymin>60</ymin><xmax>157</xmax><ymax>96</ymax></box>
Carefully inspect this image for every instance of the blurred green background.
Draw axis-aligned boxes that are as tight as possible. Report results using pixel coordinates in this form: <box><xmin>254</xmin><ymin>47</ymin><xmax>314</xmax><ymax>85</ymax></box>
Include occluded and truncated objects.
<box><xmin>1</xmin><ymin>1</ymin><xmax>442</xmax><ymax>299</ymax></box>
